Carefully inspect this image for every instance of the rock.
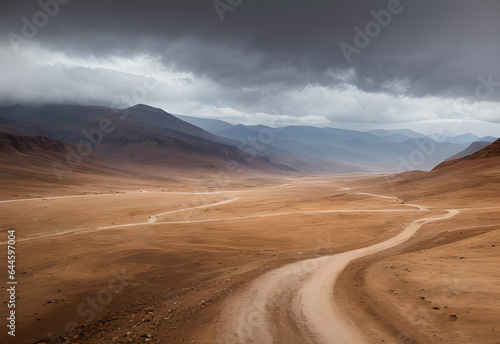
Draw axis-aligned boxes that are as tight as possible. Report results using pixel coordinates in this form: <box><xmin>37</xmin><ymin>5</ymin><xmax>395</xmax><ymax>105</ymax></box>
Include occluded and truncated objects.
<box><xmin>449</xmin><ymin>314</ymin><xmax>458</xmax><ymax>321</ymax></box>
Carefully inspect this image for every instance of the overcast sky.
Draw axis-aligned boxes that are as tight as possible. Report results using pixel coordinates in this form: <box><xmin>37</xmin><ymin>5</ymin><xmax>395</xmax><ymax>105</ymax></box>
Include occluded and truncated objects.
<box><xmin>1</xmin><ymin>0</ymin><xmax>500</xmax><ymax>136</ymax></box>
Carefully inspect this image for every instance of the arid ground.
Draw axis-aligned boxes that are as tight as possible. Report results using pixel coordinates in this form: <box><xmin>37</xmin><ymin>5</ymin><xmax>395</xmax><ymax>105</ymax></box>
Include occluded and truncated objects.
<box><xmin>1</xmin><ymin>159</ymin><xmax>499</xmax><ymax>344</ymax></box>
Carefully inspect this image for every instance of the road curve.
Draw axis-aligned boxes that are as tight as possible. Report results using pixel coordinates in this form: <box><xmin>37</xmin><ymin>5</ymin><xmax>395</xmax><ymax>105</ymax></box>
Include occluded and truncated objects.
<box><xmin>216</xmin><ymin>209</ymin><xmax>460</xmax><ymax>344</ymax></box>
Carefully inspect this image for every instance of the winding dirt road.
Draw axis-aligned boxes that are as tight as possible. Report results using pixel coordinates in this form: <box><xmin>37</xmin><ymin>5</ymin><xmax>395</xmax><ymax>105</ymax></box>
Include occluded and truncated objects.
<box><xmin>1</xmin><ymin>182</ymin><xmax>457</xmax><ymax>343</ymax></box>
<box><xmin>216</xmin><ymin>206</ymin><xmax>460</xmax><ymax>343</ymax></box>
<box><xmin>5</xmin><ymin>183</ymin><xmax>415</xmax><ymax>243</ymax></box>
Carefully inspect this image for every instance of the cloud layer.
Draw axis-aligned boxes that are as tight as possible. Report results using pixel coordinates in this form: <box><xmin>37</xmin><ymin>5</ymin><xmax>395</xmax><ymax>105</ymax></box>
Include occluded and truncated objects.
<box><xmin>1</xmin><ymin>0</ymin><xmax>500</xmax><ymax>131</ymax></box>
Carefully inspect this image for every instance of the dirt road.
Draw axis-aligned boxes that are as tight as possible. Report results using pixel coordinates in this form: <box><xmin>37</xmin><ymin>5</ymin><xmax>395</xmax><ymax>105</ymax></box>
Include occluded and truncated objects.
<box><xmin>216</xmin><ymin>205</ymin><xmax>459</xmax><ymax>343</ymax></box>
<box><xmin>1</xmin><ymin>182</ymin><xmax>448</xmax><ymax>343</ymax></box>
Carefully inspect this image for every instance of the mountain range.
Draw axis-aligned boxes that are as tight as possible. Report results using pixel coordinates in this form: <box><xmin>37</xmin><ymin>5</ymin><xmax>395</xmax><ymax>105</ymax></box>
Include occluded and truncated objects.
<box><xmin>179</xmin><ymin>114</ymin><xmax>497</xmax><ymax>171</ymax></box>
<box><xmin>0</xmin><ymin>103</ymin><xmax>497</xmax><ymax>186</ymax></box>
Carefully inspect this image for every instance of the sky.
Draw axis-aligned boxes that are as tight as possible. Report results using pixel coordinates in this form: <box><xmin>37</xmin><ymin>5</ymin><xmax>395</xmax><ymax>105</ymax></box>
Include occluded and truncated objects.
<box><xmin>1</xmin><ymin>0</ymin><xmax>500</xmax><ymax>136</ymax></box>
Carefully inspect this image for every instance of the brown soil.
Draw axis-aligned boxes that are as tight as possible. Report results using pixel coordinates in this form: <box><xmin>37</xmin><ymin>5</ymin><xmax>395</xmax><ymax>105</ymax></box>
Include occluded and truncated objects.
<box><xmin>0</xmin><ymin>156</ymin><xmax>498</xmax><ymax>344</ymax></box>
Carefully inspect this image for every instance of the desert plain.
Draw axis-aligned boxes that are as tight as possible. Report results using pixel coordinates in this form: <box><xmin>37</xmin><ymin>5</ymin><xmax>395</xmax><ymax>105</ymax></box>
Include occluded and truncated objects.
<box><xmin>2</xmin><ymin>1</ymin><xmax>500</xmax><ymax>342</ymax></box>
<box><xmin>0</xmin><ymin>156</ymin><xmax>499</xmax><ymax>344</ymax></box>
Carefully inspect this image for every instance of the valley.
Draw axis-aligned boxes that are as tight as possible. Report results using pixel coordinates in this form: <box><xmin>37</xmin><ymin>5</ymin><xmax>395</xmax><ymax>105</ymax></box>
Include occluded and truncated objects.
<box><xmin>2</xmin><ymin>2</ymin><xmax>499</xmax><ymax>343</ymax></box>
<box><xmin>0</xmin><ymin>105</ymin><xmax>498</xmax><ymax>344</ymax></box>
<box><xmin>1</xmin><ymin>159</ymin><xmax>499</xmax><ymax>343</ymax></box>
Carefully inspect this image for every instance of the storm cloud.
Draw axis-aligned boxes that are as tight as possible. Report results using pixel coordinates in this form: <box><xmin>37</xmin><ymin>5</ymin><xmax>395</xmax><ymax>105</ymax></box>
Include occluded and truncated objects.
<box><xmin>1</xmin><ymin>0</ymin><xmax>500</xmax><ymax>130</ymax></box>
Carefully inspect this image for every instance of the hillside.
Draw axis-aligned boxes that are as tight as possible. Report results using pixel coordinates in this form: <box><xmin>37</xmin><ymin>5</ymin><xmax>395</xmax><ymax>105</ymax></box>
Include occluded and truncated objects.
<box><xmin>445</xmin><ymin>141</ymin><xmax>492</xmax><ymax>161</ymax></box>
<box><xmin>0</xmin><ymin>132</ymin><xmax>66</xmax><ymax>154</ymax></box>
<box><xmin>0</xmin><ymin>104</ymin><xmax>288</xmax><ymax>172</ymax></box>
<box><xmin>0</xmin><ymin>105</ymin><xmax>369</xmax><ymax>195</ymax></box>
<box><xmin>214</xmin><ymin>124</ymin><xmax>469</xmax><ymax>170</ymax></box>
<box><xmin>433</xmin><ymin>139</ymin><xmax>500</xmax><ymax>170</ymax></box>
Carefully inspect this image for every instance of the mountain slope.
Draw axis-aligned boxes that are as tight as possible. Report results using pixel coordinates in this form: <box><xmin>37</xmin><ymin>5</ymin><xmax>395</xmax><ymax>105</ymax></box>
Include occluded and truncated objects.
<box><xmin>366</xmin><ymin>129</ymin><xmax>427</xmax><ymax>139</ymax></box>
<box><xmin>445</xmin><ymin>141</ymin><xmax>492</xmax><ymax>161</ymax></box>
<box><xmin>176</xmin><ymin>114</ymin><xmax>234</xmax><ymax>133</ymax></box>
<box><xmin>0</xmin><ymin>132</ymin><xmax>145</xmax><ymax>189</ymax></box>
<box><xmin>0</xmin><ymin>104</ymin><xmax>239</xmax><ymax>147</ymax></box>
<box><xmin>478</xmin><ymin>135</ymin><xmax>498</xmax><ymax>143</ymax></box>
<box><xmin>442</xmin><ymin>133</ymin><xmax>479</xmax><ymax>144</ymax></box>
<box><xmin>433</xmin><ymin>139</ymin><xmax>500</xmax><ymax>170</ymax></box>
<box><xmin>0</xmin><ymin>132</ymin><xmax>66</xmax><ymax>154</ymax></box>
<box><xmin>0</xmin><ymin>104</ymin><xmax>286</xmax><ymax>171</ymax></box>
<box><xmin>214</xmin><ymin>123</ymin><xmax>469</xmax><ymax>170</ymax></box>
<box><xmin>0</xmin><ymin>104</ymin><xmax>368</xmax><ymax>175</ymax></box>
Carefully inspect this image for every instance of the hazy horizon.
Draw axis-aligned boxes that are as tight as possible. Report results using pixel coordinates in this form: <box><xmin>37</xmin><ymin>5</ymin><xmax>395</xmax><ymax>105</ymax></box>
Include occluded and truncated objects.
<box><xmin>1</xmin><ymin>2</ymin><xmax>499</xmax><ymax>343</ymax></box>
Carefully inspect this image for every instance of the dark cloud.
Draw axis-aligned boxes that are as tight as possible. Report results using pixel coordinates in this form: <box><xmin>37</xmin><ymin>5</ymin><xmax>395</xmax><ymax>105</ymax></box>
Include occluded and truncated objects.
<box><xmin>1</xmin><ymin>0</ymin><xmax>500</xmax><ymax>124</ymax></box>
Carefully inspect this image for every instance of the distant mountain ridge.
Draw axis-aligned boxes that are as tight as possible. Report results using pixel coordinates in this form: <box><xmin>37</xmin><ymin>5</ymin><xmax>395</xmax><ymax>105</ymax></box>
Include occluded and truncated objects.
<box><xmin>452</xmin><ymin>138</ymin><xmax>500</xmax><ymax>160</ymax></box>
<box><xmin>210</xmin><ymin>123</ymin><xmax>470</xmax><ymax>170</ymax></box>
<box><xmin>181</xmin><ymin>115</ymin><xmax>498</xmax><ymax>171</ymax></box>
<box><xmin>0</xmin><ymin>104</ymin><xmax>281</xmax><ymax>173</ymax></box>
<box><xmin>478</xmin><ymin>135</ymin><xmax>498</xmax><ymax>142</ymax></box>
<box><xmin>445</xmin><ymin>141</ymin><xmax>492</xmax><ymax>161</ymax></box>
<box><xmin>176</xmin><ymin>114</ymin><xmax>234</xmax><ymax>133</ymax></box>
<box><xmin>366</xmin><ymin>129</ymin><xmax>428</xmax><ymax>139</ymax></box>
<box><xmin>1</xmin><ymin>104</ymin><xmax>494</xmax><ymax>175</ymax></box>
<box><xmin>433</xmin><ymin>139</ymin><xmax>500</xmax><ymax>170</ymax></box>
<box><xmin>0</xmin><ymin>104</ymin><xmax>366</xmax><ymax>177</ymax></box>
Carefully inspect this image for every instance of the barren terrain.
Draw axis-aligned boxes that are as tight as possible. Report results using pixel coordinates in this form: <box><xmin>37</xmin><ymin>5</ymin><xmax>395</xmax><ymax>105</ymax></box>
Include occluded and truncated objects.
<box><xmin>1</xmin><ymin>156</ymin><xmax>499</xmax><ymax>343</ymax></box>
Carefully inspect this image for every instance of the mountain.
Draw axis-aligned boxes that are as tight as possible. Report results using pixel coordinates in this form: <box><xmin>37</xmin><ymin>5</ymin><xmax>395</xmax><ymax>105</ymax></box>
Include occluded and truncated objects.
<box><xmin>275</xmin><ymin>126</ymin><xmax>384</xmax><ymax>146</ymax></box>
<box><xmin>176</xmin><ymin>114</ymin><xmax>234</xmax><ymax>133</ymax></box>
<box><xmin>0</xmin><ymin>104</ymin><xmax>239</xmax><ymax>147</ymax></box>
<box><xmin>433</xmin><ymin>139</ymin><xmax>500</xmax><ymax>170</ymax></box>
<box><xmin>0</xmin><ymin>104</ymin><xmax>368</xmax><ymax>179</ymax></box>
<box><xmin>168</xmin><ymin>115</ymin><xmax>479</xmax><ymax>171</ymax></box>
<box><xmin>0</xmin><ymin>131</ymin><xmax>146</xmax><ymax>188</ymax></box>
<box><xmin>215</xmin><ymin>124</ymin><xmax>258</xmax><ymax>143</ymax></box>
<box><xmin>215</xmin><ymin>125</ymin><xmax>382</xmax><ymax>166</ymax></box>
<box><xmin>444</xmin><ymin>141</ymin><xmax>492</xmax><ymax>161</ymax></box>
<box><xmin>369</xmin><ymin>130</ymin><xmax>481</xmax><ymax>144</ymax></box>
<box><xmin>0</xmin><ymin>104</ymin><xmax>287</xmax><ymax>173</ymax></box>
<box><xmin>360</xmin><ymin>138</ymin><xmax>500</xmax><ymax>210</ymax></box>
<box><xmin>2</xmin><ymin>105</ymin><xmax>478</xmax><ymax>176</ymax></box>
<box><xmin>213</xmin><ymin>123</ymin><xmax>470</xmax><ymax>171</ymax></box>
<box><xmin>477</xmin><ymin>135</ymin><xmax>498</xmax><ymax>143</ymax></box>
<box><xmin>0</xmin><ymin>132</ymin><xmax>66</xmax><ymax>154</ymax></box>
<box><xmin>212</xmin><ymin>124</ymin><xmax>367</xmax><ymax>172</ymax></box>
<box><xmin>382</xmin><ymin>132</ymin><xmax>416</xmax><ymax>143</ymax></box>
<box><xmin>366</xmin><ymin>129</ymin><xmax>428</xmax><ymax>139</ymax></box>
<box><xmin>441</xmin><ymin>133</ymin><xmax>479</xmax><ymax>144</ymax></box>
<box><xmin>450</xmin><ymin>138</ymin><xmax>500</xmax><ymax>161</ymax></box>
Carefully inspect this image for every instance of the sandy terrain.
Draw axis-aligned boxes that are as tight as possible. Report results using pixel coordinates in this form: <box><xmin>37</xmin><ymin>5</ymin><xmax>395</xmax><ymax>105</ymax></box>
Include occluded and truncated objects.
<box><xmin>0</xmin><ymin>167</ymin><xmax>498</xmax><ymax>344</ymax></box>
<box><xmin>216</xmin><ymin>208</ymin><xmax>458</xmax><ymax>344</ymax></box>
